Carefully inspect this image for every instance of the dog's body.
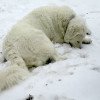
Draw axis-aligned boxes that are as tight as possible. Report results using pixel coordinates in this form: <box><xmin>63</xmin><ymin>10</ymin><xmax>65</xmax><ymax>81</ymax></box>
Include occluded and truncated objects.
<box><xmin>0</xmin><ymin>6</ymin><xmax>91</xmax><ymax>91</ymax></box>
<box><xmin>23</xmin><ymin>6</ymin><xmax>75</xmax><ymax>43</ymax></box>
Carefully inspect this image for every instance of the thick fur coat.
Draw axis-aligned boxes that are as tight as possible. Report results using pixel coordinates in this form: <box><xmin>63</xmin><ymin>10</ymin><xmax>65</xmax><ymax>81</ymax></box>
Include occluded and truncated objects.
<box><xmin>0</xmin><ymin>6</ymin><xmax>91</xmax><ymax>91</ymax></box>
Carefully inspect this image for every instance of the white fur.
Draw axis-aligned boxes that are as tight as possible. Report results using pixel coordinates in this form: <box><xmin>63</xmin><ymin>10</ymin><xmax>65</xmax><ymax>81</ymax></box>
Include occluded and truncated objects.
<box><xmin>0</xmin><ymin>64</ymin><xmax>30</xmax><ymax>91</ymax></box>
<box><xmin>0</xmin><ymin>6</ymin><xmax>91</xmax><ymax>91</ymax></box>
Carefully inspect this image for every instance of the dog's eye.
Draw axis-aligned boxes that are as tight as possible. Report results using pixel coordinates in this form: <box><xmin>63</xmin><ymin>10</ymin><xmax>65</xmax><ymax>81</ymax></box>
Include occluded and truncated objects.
<box><xmin>77</xmin><ymin>41</ymin><xmax>80</xmax><ymax>43</ymax></box>
<box><xmin>69</xmin><ymin>42</ymin><xmax>73</xmax><ymax>47</ymax></box>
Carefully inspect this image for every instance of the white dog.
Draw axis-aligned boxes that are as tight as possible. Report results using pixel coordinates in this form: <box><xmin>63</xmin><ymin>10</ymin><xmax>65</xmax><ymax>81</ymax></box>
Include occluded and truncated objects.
<box><xmin>0</xmin><ymin>6</ymin><xmax>91</xmax><ymax>91</ymax></box>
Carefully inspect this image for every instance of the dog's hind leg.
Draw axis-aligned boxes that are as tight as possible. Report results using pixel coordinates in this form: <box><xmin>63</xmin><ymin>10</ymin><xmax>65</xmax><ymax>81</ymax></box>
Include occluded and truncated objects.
<box><xmin>0</xmin><ymin>64</ymin><xmax>30</xmax><ymax>92</ymax></box>
<box><xmin>0</xmin><ymin>43</ymin><xmax>30</xmax><ymax>92</ymax></box>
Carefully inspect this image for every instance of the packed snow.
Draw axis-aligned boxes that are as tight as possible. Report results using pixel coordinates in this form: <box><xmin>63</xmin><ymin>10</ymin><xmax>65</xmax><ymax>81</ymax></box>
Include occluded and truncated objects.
<box><xmin>0</xmin><ymin>0</ymin><xmax>100</xmax><ymax>100</ymax></box>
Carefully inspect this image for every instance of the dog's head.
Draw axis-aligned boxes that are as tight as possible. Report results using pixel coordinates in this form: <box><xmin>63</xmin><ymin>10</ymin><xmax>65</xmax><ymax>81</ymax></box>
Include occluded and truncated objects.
<box><xmin>64</xmin><ymin>25</ymin><xmax>87</xmax><ymax>48</ymax></box>
<box><xmin>68</xmin><ymin>33</ymin><xmax>84</xmax><ymax>48</ymax></box>
<box><xmin>64</xmin><ymin>16</ymin><xmax>87</xmax><ymax>48</ymax></box>
<box><xmin>66</xmin><ymin>27</ymin><xmax>91</xmax><ymax>48</ymax></box>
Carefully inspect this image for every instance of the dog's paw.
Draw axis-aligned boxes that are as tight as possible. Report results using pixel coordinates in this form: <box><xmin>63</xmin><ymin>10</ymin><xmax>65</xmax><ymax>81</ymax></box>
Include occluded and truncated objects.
<box><xmin>82</xmin><ymin>38</ymin><xmax>92</xmax><ymax>44</ymax></box>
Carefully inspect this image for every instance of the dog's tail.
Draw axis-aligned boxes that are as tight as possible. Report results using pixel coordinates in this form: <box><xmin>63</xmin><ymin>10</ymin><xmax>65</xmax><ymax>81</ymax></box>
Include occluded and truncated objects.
<box><xmin>0</xmin><ymin>64</ymin><xmax>30</xmax><ymax>92</ymax></box>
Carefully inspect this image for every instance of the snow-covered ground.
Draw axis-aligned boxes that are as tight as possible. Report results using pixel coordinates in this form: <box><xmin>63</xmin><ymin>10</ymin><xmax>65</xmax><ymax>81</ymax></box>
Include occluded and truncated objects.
<box><xmin>0</xmin><ymin>0</ymin><xmax>100</xmax><ymax>100</ymax></box>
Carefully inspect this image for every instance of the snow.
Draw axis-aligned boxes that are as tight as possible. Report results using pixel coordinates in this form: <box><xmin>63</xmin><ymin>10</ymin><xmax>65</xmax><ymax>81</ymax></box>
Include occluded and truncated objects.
<box><xmin>0</xmin><ymin>0</ymin><xmax>100</xmax><ymax>100</ymax></box>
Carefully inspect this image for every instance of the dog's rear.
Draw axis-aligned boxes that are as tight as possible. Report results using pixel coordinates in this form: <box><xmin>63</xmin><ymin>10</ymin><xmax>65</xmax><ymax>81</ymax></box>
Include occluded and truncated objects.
<box><xmin>0</xmin><ymin>64</ymin><xmax>30</xmax><ymax>91</ymax></box>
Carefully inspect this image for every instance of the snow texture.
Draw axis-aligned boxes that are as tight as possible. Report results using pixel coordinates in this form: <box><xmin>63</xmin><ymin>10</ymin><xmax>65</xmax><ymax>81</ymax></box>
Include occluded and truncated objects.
<box><xmin>0</xmin><ymin>0</ymin><xmax>100</xmax><ymax>100</ymax></box>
